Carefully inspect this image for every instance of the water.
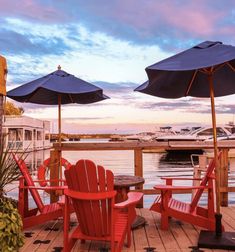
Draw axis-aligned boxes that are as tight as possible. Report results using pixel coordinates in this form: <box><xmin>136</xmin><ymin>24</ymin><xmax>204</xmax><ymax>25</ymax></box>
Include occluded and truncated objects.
<box><xmin>6</xmin><ymin>139</ymin><xmax>235</xmax><ymax>208</ymax></box>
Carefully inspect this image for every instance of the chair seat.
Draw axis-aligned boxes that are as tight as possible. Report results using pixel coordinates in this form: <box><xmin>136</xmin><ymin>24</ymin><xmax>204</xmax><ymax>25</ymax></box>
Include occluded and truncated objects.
<box><xmin>42</xmin><ymin>202</ymin><xmax>62</xmax><ymax>214</ymax></box>
<box><xmin>168</xmin><ymin>198</ymin><xmax>191</xmax><ymax>213</ymax></box>
<box><xmin>71</xmin><ymin>210</ymin><xmax>128</xmax><ymax>242</ymax></box>
<box><xmin>151</xmin><ymin>196</ymin><xmax>191</xmax><ymax>213</ymax></box>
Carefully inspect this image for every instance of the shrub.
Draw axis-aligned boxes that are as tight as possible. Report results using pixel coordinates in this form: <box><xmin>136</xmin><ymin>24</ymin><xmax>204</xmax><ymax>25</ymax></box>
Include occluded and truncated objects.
<box><xmin>0</xmin><ymin>198</ymin><xmax>24</xmax><ymax>251</ymax></box>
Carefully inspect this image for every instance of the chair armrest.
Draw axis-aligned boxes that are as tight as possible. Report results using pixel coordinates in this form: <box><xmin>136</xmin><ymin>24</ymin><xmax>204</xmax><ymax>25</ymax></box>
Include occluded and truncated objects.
<box><xmin>161</xmin><ymin>177</ymin><xmax>202</xmax><ymax>181</ymax></box>
<box><xmin>21</xmin><ymin>185</ymin><xmax>68</xmax><ymax>190</ymax></box>
<box><xmin>153</xmin><ymin>185</ymin><xmax>205</xmax><ymax>191</ymax></box>
<box><xmin>65</xmin><ymin>189</ymin><xmax>117</xmax><ymax>200</ymax></box>
<box><xmin>34</xmin><ymin>179</ymin><xmax>66</xmax><ymax>183</ymax></box>
<box><xmin>114</xmin><ymin>192</ymin><xmax>143</xmax><ymax>209</ymax></box>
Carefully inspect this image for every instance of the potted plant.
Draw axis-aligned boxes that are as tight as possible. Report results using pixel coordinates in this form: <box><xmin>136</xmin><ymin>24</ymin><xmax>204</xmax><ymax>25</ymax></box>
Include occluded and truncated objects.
<box><xmin>0</xmin><ymin>140</ymin><xmax>24</xmax><ymax>251</ymax></box>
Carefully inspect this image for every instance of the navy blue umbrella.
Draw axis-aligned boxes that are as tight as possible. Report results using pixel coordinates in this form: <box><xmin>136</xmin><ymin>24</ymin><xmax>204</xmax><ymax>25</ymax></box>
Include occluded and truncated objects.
<box><xmin>135</xmin><ymin>41</ymin><xmax>235</xmax><ymax>249</ymax></box>
<box><xmin>7</xmin><ymin>66</ymin><xmax>109</xmax><ymax>144</ymax></box>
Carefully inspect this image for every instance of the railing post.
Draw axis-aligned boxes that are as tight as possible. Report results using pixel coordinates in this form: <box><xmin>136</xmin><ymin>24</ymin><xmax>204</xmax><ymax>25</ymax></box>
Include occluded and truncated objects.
<box><xmin>220</xmin><ymin>148</ymin><xmax>229</xmax><ymax>207</ymax></box>
<box><xmin>134</xmin><ymin>148</ymin><xmax>143</xmax><ymax>207</ymax></box>
<box><xmin>49</xmin><ymin>149</ymin><xmax>60</xmax><ymax>203</ymax></box>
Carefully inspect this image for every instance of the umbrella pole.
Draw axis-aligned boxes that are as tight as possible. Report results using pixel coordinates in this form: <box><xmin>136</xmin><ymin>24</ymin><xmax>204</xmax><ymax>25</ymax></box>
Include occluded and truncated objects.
<box><xmin>58</xmin><ymin>95</ymin><xmax>62</xmax><ymax>181</ymax></box>
<box><xmin>58</xmin><ymin>95</ymin><xmax>61</xmax><ymax>147</ymax></box>
<box><xmin>209</xmin><ymin>74</ymin><xmax>222</xmax><ymax>236</ymax></box>
<box><xmin>198</xmin><ymin>75</ymin><xmax>235</xmax><ymax>250</ymax></box>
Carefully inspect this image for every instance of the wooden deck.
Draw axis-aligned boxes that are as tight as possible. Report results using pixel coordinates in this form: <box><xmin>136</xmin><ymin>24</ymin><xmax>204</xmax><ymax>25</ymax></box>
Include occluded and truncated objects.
<box><xmin>20</xmin><ymin>206</ymin><xmax>235</xmax><ymax>252</ymax></box>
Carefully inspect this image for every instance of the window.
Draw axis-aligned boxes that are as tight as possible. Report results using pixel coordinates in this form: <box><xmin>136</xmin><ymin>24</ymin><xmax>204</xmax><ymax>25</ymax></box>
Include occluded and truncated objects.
<box><xmin>37</xmin><ymin>131</ymin><xmax>42</xmax><ymax>140</ymax></box>
<box><xmin>25</xmin><ymin>130</ymin><xmax>32</xmax><ymax>140</ymax></box>
<box><xmin>8</xmin><ymin>128</ymin><xmax>23</xmax><ymax>141</ymax></box>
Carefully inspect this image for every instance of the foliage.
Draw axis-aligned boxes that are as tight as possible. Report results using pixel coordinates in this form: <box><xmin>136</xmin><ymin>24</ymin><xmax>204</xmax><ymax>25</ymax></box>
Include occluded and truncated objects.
<box><xmin>0</xmin><ymin>145</ymin><xmax>22</xmax><ymax>197</ymax></box>
<box><xmin>0</xmin><ymin>197</ymin><xmax>24</xmax><ymax>251</ymax></box>
<box><xmin>0</xmin><ymin>141</ymin><xmax>25</xmax><ymax>251</ymax></box>
<box><xmin>4</xmin><ymin>101</ymin><xmax>24</xmax><ymax>116</ymax></box>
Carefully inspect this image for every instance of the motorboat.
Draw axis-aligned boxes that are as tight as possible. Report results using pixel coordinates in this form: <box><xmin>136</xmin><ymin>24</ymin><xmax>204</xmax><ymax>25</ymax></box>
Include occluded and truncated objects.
<box><xmin>155</xmin><ymin>126</ymin><xmax>232</xmax><ymax>142</ymax></box>
<box><xmin>123</xmin><ymin>132</ymin><xmax>154</xmax><ymax>142</ymax></box>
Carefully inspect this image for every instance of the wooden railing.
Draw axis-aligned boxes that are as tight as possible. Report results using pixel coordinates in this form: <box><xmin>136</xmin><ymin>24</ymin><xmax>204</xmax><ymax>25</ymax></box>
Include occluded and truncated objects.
<box><xmin>50</xmin><ymin>140</ymin><xmax>235</xmax><ymax>207</ymax></box>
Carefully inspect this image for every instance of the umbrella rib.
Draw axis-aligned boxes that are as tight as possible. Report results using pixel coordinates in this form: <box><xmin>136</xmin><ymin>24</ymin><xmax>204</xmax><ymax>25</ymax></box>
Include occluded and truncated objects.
<box><xmin>68</xmin><ymin>94</ymin><xmax>74</xmax><ymax>103</ymax></box>
<box><xmin>227</xmin><ymin>62</ymin><xmax>235</xmax><ymax>72</ymax></box>
<box><xmin>213</xmin><ymin>62</ymin><xmax>227</xmax><ymax>73</ymax></box>
<box><xmin>185</xmin><ymin>70</ymin><xmax>198</xmax><ymax>96</ymax></box>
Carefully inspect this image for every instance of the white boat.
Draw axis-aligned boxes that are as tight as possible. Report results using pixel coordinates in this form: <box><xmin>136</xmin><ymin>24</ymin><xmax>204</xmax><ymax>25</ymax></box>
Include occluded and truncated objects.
<box><xmin>123</xmin><ymin>132</ymin><xmax>154</xmax><ymax>142</ymax></box>
<box><xmin>155</xmin><ymin>126</ymin><xmax>232</xmax><ymax>142</ymax></box>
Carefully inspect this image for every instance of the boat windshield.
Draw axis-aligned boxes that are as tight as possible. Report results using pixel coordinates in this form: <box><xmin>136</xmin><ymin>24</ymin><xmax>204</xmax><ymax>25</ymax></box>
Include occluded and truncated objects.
<box><xmin>188</xmin><ymin>127</ymin><xmax>202</xmax><ymax>135</ymax></box>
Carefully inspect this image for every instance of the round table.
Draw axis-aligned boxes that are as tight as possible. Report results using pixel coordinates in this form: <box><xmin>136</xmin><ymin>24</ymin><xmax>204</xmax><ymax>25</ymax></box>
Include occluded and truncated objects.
<box><xmin>114</xmin><ymin>175</ymin><xmax>146</xmax><ymax>229</ymax></box>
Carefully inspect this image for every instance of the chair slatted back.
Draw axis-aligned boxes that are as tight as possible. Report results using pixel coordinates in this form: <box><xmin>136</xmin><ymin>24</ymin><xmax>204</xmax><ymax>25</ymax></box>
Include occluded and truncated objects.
<box><xmin>13</xmin><ymin>154</ymin><xmax>44</xmax><ymax>212</ymax></box>
<box><xmin>64</xmin><ymin>159</ymin><xmax>115</xmax><ymax>237</ymax></box>
<box><xmin>190</xmin><ymin>152</ymin><xmax>221</xmax><ymax>212</ymax></box>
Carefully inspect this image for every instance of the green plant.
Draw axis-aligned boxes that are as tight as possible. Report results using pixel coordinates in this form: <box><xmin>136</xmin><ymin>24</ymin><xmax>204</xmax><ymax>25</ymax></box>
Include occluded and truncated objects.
<box><xmin>0</xmin><ymin>198</ymin><xmax>24</xmax><ymax>252</ymax></box>
<box><xmin>0</xmin><ymin>141</ymin><xmax>25</xmax><ymax>251</ymax></box>
<box><xmin>0</xmin><ymin>144</ymin><xmax>22</xmax><ymax>198</ymax></box>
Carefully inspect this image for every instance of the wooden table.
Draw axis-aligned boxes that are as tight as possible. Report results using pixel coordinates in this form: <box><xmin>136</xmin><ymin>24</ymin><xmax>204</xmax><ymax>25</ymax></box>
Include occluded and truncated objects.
<box><xmin>114</xmin><ymin>175</ymin><xmax>145</xmax><ymax>229</ymax></box>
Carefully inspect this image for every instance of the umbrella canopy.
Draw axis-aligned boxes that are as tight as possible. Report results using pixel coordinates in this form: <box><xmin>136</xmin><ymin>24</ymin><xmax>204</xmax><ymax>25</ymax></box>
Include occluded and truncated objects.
<box><xmin>136</xmin><ymin>41</ymin><xmax>235</xmax><ymax>98</ymax></box>
<box><xmin>135</xmin><ymin>41</ymin><xmax>235</xmax><ymax>239</ymax></box>
<box><xmin>7</xmin><ymin>67</ymin><xmax>109</xmax><ymax>104</ymax></box>
<box><xmin>7</xmin><ymin>66</ymin><xmax>109</xmax><ymax>144</ymax></box>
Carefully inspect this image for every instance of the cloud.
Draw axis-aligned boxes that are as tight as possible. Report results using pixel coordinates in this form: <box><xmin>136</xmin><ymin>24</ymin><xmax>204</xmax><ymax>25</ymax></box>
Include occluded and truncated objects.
<box><xmin>0</xmin><ymin>0</ymin><xmax>67</xmax><ymax>23</ymax></box>
<box><xmin>0</xmin><ymin>29</ymin><xmax>70</xmax><ymax>56</ymax></box>
<box><xmin>135</xmin><ymin>97</ymin><xmax>235</xmax><ymax>115</ymax></box>
<box><xmin>0</xmin><ymin>0</ymin><xmax>235</xmax><ymax>53</ymax></box>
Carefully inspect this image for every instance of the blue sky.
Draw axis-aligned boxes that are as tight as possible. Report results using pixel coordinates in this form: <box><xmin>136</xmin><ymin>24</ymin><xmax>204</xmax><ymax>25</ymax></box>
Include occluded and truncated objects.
<box><xmin>3</xmin><ymin>0</ymin><xmax>235</xmax><ymax>133</ymax></box>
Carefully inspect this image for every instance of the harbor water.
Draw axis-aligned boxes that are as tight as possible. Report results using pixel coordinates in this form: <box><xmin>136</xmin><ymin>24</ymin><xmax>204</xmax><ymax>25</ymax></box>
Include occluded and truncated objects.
<box><xmin>7</xmin><ymin>139</ymin><xmax>235</xmax><ymax>208</ymax></box>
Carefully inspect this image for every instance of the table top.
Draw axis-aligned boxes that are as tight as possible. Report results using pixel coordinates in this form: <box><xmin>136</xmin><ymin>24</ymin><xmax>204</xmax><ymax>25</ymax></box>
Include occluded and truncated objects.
<box><xmin>114</xmin><ymin>175</ymin><xmax>145</xmax><ymax>188</ymax></box>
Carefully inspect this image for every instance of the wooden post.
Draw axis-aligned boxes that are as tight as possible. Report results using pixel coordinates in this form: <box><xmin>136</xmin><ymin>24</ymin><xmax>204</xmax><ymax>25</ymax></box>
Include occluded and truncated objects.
<box><xmin>49</xmin><ymin>149</ymin><xmax>60</xmax><ymax>203</ymax></box>
<box><xmin>134</xmin><ymin>148</ymin><xmax>143</xmax><ymax>207</ymax></box>
<box><xmin>220</xmin><ymin>148</ymin><xmax>229</xmax><ymax>207</ymax></box>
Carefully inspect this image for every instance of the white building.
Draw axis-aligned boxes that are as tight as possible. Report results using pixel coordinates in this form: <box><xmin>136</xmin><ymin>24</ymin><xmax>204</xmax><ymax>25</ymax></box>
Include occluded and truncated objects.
<box><xmin>3</xmin><ymin>115</ymin><xmax>51</xmax><ymax>151</ymax></box>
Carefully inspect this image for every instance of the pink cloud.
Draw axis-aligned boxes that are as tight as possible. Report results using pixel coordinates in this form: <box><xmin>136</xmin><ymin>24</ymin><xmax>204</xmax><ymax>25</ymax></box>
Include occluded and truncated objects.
<box><xmin>156</xmin><ymin>1</ymin><xmax>225</xmax><ymax>36</ymax></box>
<box><xmin>0</xmin><ymin>0</ymin><xmax>66</xmax><ymax>23</ymax></box>
<box><xmin>99</xmin><ymin>0</ymin><xmax>230</xmax><ymax>37</ymax></box>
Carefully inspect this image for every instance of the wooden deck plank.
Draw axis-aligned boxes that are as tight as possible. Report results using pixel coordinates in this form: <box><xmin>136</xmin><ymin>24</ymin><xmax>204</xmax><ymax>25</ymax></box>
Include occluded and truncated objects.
<box><xmin>151</xmin><ymin>210</ymin><xmax>181</xmax><ymax>251</ymax></box>
<box><xmin>18</xmin><ymin>207</ymin><xmax>235</xmax><ymax>251</ymax></box>
<box><xmin>20</xmin><ymin>220</ymin><xmax>59</xmax><ymax>251</ymax></box>
<box><xmin>46</xmin><ymin>220</ymin><xmax>64</xmax><ymax>251</ymax></box>
<box><xmin>35</xmin><ymin>220</ymin><xmax>63</xmax><ymax>251</ymax></box>
<box><xmin>132</xmin><ymin>209</ymin><xmax>149</xmax><ymax>251</ymax></box>
<box><xmin>180</xmin><ymin>222</ymin><xmax>198</xmax><ymax>246</ymax></box>
<box><xmin>169</xmin><ymin>219</ymin><xmax>194</xmax><ymax>250</ymax></box>
<box><xmin>140</xmin><ymin>208</ymin><xmax>165</xmax><ymax>251</ymax></box>
<box><xmin>20</xmin><ymin>222</ymin><xmax>47</xmax><ymax>251</ymax></box>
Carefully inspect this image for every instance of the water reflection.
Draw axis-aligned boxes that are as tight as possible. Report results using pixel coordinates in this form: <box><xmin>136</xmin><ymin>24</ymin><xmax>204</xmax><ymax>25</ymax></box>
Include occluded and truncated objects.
<box><xmin>7</xmin><ymin>147</ymin><xmax>235</xmax><ymax>207</ymax></box>
<box><xmin>24</xmin><ymin>149</ymin><xmax>51</xmax><ymax>174</ymax></box>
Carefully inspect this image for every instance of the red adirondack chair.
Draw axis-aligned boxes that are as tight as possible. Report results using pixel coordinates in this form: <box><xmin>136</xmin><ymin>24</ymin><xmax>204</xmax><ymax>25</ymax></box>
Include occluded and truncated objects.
<box><xmin>63</xmin><ymin>159</ymin><xmax>143</xmax><ymax>252</ymax></box>
<box><xmin>150</xmin><ymin>153</ymin><xmax>221</xmax><ymax>231</ymax></box>
<box><xmin>13</xmin><ymin>154</ymin><xmax>68</xmax><ymax>229</ymax></box>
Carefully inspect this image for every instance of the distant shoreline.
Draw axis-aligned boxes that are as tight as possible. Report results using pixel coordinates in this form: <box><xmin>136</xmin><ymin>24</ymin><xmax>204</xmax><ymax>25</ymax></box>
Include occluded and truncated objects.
<box><xmin>49</xmin><ymin>133</ymin><xmax>128</xmax><ymax>141</ymax></box>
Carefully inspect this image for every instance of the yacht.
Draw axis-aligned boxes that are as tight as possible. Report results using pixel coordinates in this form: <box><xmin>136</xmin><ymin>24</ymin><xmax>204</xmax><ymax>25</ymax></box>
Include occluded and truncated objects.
<box><xmin>155</xmin><ymin>126</ymin><xmax>232</xmax><ymax>142</ymax></box>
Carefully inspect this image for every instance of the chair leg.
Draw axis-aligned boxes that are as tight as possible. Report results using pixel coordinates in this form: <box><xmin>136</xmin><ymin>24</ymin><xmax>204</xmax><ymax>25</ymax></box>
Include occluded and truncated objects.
<box><xmin>110</xmin><ymin>240</ymin><xmax>115</xmax><ymax>252</ymax></box>
<box><xmin>63</xmin><ymin>196</ymin><xmax>70</xmax><ymax>252</ymax></box>
<box><xmin>126</xmin><ymin>227</ymin><xmax>131</xmax><ymax>247</ymax></box>
<box><xmin>161</xmin><ymin>212</ymin><xmax>169</xmax><ymax>230</ymax></box>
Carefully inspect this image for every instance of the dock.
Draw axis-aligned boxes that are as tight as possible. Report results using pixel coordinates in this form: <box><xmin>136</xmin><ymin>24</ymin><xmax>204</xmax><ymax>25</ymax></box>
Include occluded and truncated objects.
<box><xmin>20</xmin><ymin>207</ymin><xmax>235</xmax><ymax>252</ymax></box>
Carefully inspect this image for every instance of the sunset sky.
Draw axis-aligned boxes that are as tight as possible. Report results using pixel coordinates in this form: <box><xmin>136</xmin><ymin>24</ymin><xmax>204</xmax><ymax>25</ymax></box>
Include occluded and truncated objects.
<box><xmin>3</xmin><ymin>0</ymin><xmax>235</xmax><ymax>133</ymax></box>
